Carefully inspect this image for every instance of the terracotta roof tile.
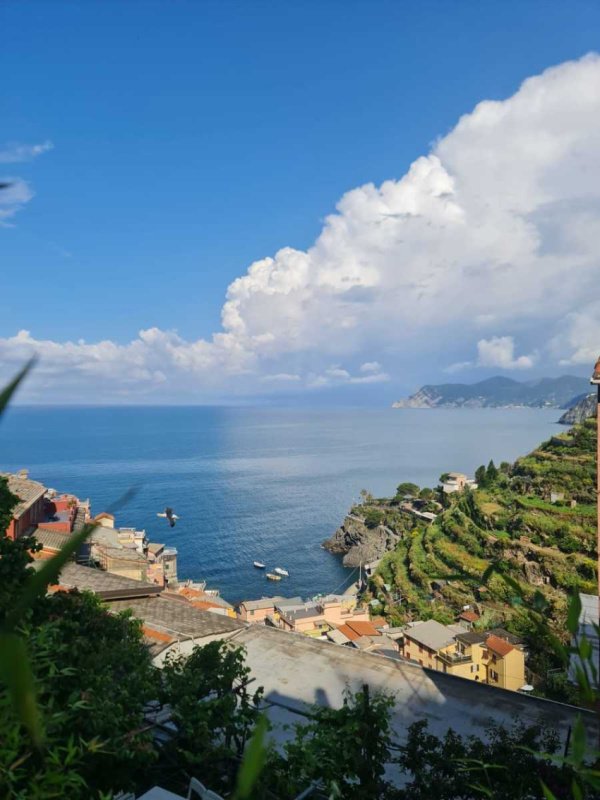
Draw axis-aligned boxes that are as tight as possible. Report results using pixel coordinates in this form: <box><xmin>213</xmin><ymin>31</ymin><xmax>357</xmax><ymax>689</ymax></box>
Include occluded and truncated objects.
<box><xmin>346</xmin><ymin>620</ymin><xmax>380</xmax><ymax>638</ymax></box>
<box><xmin>485</xmin><ymin>634</ymin><xmax>514</xmax><ymax>657</ymax></box>
<box><xmin>459</xmin><ymin>611</ymin><xmax>480</xmax><ymax>623</ymax></box>
<box><xmin>337</xmin><ymin>624</ymin><xmax>361</xmax><ymax>641</ymax></box>
<box><xmin>370</xmin><ymin>616</ymin><xmax>387</xmax><ymax>628</ymax></box>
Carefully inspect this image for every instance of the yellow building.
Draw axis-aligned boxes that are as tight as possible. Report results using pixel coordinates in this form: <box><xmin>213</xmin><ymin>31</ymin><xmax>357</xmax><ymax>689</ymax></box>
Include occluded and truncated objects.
<box><xmin>437</xmin><ymin>630</ymin><xmax>526</xmax><ymax>692</ymax></box>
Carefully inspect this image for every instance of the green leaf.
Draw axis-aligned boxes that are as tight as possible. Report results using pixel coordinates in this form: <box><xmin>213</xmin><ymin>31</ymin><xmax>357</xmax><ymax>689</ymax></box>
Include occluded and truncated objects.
<box><xmin>567</xmin><ymin>592</ymin><xmax>582</xmax><ymax>635</ymax></box>
<box><xmin>572</xmin><ymin>715</ymin><xmax>586</xmax><ymax>766</ymax></box>
<box><xmin>540</xmin><ymin>782</ymin><xmax>557</xmax><ymax>800</ymax></box>
<box><xmin>0</xmin><ymin>358</ymin><xmax>36</xmax><ymax>418</ymax></box>
<box><xmin>571</xmin><ymin>779</ymin><xmax>583</xmax><ymax>800</ymax></box>
<box><xmin>0</xmin><ymin>632</ymin><xmax>43</xmax><ymax>745</ymax></box>
<box><xmin>232</xmin><ymin>714</ymin><xmax>268</xmax><ymax>799</ymax></box>
<box><xmin>579</xmin><ymin>636</ymin><xmax>592</xmax><ymax>661</ymax></box>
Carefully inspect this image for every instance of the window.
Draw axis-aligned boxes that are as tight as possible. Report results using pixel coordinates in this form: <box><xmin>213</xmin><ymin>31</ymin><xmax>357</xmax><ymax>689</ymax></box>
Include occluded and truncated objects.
<box><xmin>418</xmin><ymin>644</ymin><xmax>423</xmax><ymax>653</ymax></box>
<box><xmin>419</xmin><ymin>660</ymin><xmax>423</xmax><ymax>666</ymax></box>
<box><xmin>250</xmin><ymin>610</ymin><xmax>255</xmax><ymax>616</ymax></box>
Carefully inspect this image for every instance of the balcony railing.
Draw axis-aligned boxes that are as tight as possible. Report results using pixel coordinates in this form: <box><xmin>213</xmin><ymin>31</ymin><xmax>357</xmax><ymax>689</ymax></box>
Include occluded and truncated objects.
<box><xmin>438</xmin><ymin>651</ymin><xmax>472</xmax><ymax>666</ymax></box>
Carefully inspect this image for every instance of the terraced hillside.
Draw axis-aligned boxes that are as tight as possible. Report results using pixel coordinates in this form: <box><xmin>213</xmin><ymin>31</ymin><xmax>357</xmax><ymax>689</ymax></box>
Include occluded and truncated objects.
<box><xmin>363</xmin><ymin>417</ymin><xmax>597</xmax><ymax>697</ymax></box>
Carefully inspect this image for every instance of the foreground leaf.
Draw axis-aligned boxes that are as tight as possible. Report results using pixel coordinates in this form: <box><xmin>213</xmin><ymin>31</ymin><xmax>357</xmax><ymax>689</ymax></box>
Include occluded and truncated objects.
<box><xmin>0</xmin><ymin>632</ymin><xmax>43</xmax><ymax>745</ymax></box>
<box><xmin>232</xmin><ymin>714</ymin><xmax>268</xmax><ymax>799</ymax></box>
<box><xmin>0</xmin><ymin>358</ymin><xmax>36</xmax><ymax>418</ymax></box>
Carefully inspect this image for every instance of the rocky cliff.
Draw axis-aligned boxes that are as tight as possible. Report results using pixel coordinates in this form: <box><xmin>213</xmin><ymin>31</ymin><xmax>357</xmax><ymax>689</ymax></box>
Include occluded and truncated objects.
<box><xmin>558</xmin><ymin>393</ymin><xmax>596</xmax><ymax>425</ymax></box>
<box><xmin>323</xmin><ymin>514</ymin><xmax>399</xmax><ymax>567</ymax></box>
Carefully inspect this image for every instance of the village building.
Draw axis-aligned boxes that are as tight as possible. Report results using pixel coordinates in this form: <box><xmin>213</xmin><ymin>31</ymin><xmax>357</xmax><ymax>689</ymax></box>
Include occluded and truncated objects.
<box><xmin>2</xmin><ymin>471</ymin><xmax>52</xmax><ymax>539</ymax></box>
<box><xmin>50</xmin><ymin>562</ymin><xmax>242</xmax><ymax>659</ymax></box>
<box><xmin>273</xmin><ymin>595</ymin><xmax>371</xmax><ymax>637</ymax></box>
<box><xmin>400</xmin><ymin>619</ymin><xmax>527</xmax><ymax>691</ymax></box>
<box><xmin>441</xmin><ymin>472</ymin><xmax>478</xmax><ymax>494</ymax></box>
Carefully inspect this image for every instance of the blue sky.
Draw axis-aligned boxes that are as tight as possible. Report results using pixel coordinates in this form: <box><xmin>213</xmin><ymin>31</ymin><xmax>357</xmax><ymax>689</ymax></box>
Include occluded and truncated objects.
<box><xmin>2</xmin><ymin>1</ymin><xmax>600</xmax><ymax>403</ymax></box>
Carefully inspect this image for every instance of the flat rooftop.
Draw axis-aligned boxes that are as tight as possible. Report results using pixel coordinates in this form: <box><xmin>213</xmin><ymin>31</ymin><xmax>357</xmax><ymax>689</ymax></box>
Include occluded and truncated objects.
<box><xmin>232</xmin><ymin>626</ymin><xmax>596</xmax><ymax>748</ymax></box>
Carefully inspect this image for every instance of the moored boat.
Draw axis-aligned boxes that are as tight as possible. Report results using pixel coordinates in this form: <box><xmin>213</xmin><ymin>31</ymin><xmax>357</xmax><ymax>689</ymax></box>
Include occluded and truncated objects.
<box><xmin>266</xmin><ymin>572</ymin><xmax>282</xmax><ymax>581</ymax></box>
<box><xmin>253</xmin><ymin>561</ymin><xmax>266</xmax><ymax>569</ymax></box>
<box><xmin>274</xmin><ymin>567</ymin><xmax>289</xmax><ymax>577</ymax></box>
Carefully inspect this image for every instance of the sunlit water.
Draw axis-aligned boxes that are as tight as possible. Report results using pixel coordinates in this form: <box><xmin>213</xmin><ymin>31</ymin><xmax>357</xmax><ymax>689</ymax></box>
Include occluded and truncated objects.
<box><xmin>0</xmin><ymin>406</ymin><xmax>560</xmax><ymax>602</ymax></box>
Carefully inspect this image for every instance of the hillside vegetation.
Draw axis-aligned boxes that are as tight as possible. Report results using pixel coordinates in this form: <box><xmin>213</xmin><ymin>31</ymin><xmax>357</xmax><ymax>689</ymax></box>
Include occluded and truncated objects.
<box><xmin>363</xmin><ymin>418</ymin><xmax>597</xmax><ymax>696</ymax></box>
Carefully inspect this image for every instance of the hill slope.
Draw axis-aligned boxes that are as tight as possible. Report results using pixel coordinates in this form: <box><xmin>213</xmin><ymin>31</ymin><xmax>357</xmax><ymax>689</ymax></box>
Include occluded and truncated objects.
<box><xmin>344</xmin><ymin>418</ymin><xmax>597</xmax><ymax>697</ymax></box>
<box><xmin>393</xmin><ymin>375</ymin><xmax>590</xmax><ymax>409</ymax></box>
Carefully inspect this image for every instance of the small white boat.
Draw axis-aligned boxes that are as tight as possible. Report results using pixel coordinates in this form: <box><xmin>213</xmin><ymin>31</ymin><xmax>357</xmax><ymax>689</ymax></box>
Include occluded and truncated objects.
<box><xmin>266</xmin><ymin>572</ymin><xmax>282</xmax><ymax>581</ymax></box>
<box><xmin>253</xmin><ymin>561</ymin><xmax>266</xmax><ymax>569</ymax></box>
<box><xmin>274</xmin><ymin>567</ymin><xmax>289</xmax><ymax>577</ymax></box>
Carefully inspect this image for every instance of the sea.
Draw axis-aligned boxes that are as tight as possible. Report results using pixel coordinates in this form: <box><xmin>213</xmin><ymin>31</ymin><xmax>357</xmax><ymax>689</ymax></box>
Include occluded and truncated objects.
<box><xmin>0</xmin><ymin>406</ymin><xmax>561</xmax><ymax>603</ymax></box>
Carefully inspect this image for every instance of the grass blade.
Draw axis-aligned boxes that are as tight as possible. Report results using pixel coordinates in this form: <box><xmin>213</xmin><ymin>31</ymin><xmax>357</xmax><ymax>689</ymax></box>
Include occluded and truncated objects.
<box><xmin>232</xmin><ymin>714</ymin><xmax>268</xmax><ymax>799</ymax></box>
<box><xmin>0</xmin><ymin>632</ymin><xmax>43</xmax><ymax>745</ymax></box>
<box><xmin>0</xmin><ymin>358</ymin><xmax>36</xmax><ymax>418</ymax></box>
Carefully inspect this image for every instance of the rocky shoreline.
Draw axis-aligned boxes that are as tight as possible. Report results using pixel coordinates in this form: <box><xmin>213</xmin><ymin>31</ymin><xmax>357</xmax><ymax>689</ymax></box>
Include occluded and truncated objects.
<box><xmin>323</xmin><ymin>513</ymin><xmax>399</xmax><ymax>567</ymax></box>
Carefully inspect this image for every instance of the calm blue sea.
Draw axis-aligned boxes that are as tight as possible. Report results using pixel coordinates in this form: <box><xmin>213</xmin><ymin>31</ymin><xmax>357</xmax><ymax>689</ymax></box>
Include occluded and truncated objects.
<box><xmin>0</xmin><ymin>406</ymin><xmax>560</xmax><ymax>602</ymax></box>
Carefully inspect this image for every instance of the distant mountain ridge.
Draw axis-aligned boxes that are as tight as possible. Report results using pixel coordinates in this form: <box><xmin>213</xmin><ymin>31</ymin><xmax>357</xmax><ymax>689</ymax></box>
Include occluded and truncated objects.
<box><xmin>392</xmin><ymin>375</ymin><xmax>590</xmax><ymax>409</ymax></box>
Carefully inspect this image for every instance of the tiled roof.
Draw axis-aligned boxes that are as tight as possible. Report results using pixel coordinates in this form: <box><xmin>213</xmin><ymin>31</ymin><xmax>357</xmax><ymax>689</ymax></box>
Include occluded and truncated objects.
<box><xmin>2</xmin><ymin>472</ymin><xmax>46</xmax><ymax>518</ymax></box>
<box><xmin>404</xmin><ymin>620</ymin><xmax>457</xmax><ymax>651</ymax></box>
<box><xmin>240</xmin><ymin>598</ymin><xmax>277</xmax><ymax>611</ymax></box>
<box><xmin>345</xmin><ymin>620</ymin><xmax>380</xmax><ymax>638</ymax></box>
<box><xmin>57</xmin><ymin>563</ymin><xmax>161</xmax><ymax>600</ymax></box>
<box><xmin>147</xmin><ymin>542</ymin><xmax>165</xmax><ymax>555</ymax></box>
<box><xmin>459</xmin><ymin>611</ymin><xmax>479</xmax><ymax>622</ymax></box>
<box><xmin>33</xmin><ymin>527</ymin><xmax>72</xmax><ymax>552</ymax></box>
<box><xmin>369</xmin><ymin>616</ymin><xmax>387</xmax><ymax>629</ymax></box>
<box><xmin>485</xmin><ymin>634</ymin><xmax>514</xmax><ymax>658</ymax></box>
<box><xmin>353</xmin><ymin>635</ymin><xmax>377</xmax><ymax>650</ymax></box>
<box><xmin>273</xmin><ymin>596</ymin><xmax>303</xmax><ymax>608</ymax></box>
<box><xmin>108</xmin><ymin>596</ymin><xmax>243</xmax><ymax>639</ymax></box>
<box><xmin>487</xmin><ymin>627</ymin><xmax>524</xmax><ymax>646</ymax></box>
<box><xmin>284</xmin><ymin>605</ymin><xmax>322</xmax><ymax>621</ymax></box>
<box><xmin>337</xmin><ymin>623</ymin><xmax>361</xmax><ymax>642</ymax></box>
<box><xmin>327</xmin><ymin>628</ymin><xmax>351</xmax><ymax>645</ymax></box>
<box><xmin>101</xmin><ymin>546</ymin><xmax>147</xmax><ymax>563</ymax></box>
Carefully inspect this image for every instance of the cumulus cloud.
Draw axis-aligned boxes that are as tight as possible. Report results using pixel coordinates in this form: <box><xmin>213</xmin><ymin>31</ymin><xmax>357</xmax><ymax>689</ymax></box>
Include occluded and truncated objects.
<box><xmin>4</xmin><ymin>55</ymin><xmax>600</xmax><ymax>398</ymax></box>
<box><xmin>449</xmin><ymin>336</ymin><xmax>537</xmax><ymax>371</ymax></box>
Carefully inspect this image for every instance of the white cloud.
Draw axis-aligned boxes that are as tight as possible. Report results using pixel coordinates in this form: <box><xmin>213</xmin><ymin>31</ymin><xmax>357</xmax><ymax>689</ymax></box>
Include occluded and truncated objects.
<box><xmin>360</xmin><ymin>361</ymin><xmax>382</xmax><ymax>373</ymax></box>
<box><xmin>4</xmin><ymin>55</ymin><xmax>600</xmax><ymax>398</ymax></box>
<box><xmin>0</xmin><ymin>178</ymin><xmax>34</xmax><ymax>224</ymax></box>
<box><xmin>0</xmin><ymin>141</ymin><xmax>53</xmax><ymax>222</ymax></box>
<box><xmin>0</xmin><ymin>141</ymin><xmax>54</xmax><ymax>163</ymax></box>
<box><xmin>261</xmin><ymin>373</ymin><xmax>301</xmax><ymax>383</ymax></box>
<box><xmin>476</xmin><ymin>337</ymin><xmax>536</xmax><ymax>369</ymax></box>
<box><xmin>447</xmin><ymin>336</ymin><xmax>536</xmax><ymax>371</ymax></box>
<box><xmin>307</xmin><ymin>363</ymin><xmax>390</xmax><ymax>388</ymax></box>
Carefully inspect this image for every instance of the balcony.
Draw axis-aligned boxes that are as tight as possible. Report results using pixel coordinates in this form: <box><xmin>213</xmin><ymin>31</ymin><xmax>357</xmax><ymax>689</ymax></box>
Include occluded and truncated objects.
<box><xmin>438</xmin><ymin>651</ymin><xmax>472</xmax><ymax>666</ymax></box>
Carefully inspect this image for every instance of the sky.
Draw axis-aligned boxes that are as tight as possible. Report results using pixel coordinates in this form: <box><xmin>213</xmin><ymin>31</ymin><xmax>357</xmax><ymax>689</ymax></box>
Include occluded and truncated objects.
<box><xmin>2</xmin><ymin>0</ymin><xmax>600</xmax><ymax>404</ymax></box>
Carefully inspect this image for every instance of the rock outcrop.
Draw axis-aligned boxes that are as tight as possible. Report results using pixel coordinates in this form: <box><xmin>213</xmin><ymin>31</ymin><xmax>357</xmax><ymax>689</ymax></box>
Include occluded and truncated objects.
<box><xmin>558</xmin><ymin>393</ymin><xmax>596</xmax><ymax>425</ymax></box>
<box><xmin>323</xmin><ymin>514</ymin><xmax>399</xmax><ymax>567</ymax></box>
